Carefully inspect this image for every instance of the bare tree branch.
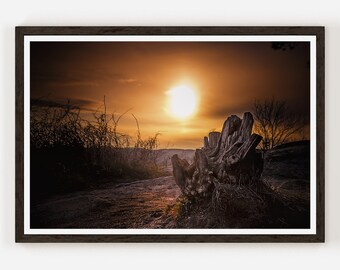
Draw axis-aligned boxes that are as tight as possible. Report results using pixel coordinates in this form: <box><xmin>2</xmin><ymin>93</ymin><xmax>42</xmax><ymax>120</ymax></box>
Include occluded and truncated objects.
<box><xmin>253</xmin><ymin>97</ymin><xmax>305</xmax><ymax>150</ymax></box>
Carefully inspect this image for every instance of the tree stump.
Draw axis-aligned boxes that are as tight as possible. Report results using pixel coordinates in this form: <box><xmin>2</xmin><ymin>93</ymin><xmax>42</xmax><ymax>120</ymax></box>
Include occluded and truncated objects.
<box><xmin>208</xmin><ymin>131</ymin><xmax>220</xmax><ymax>148</ymax></box>
<box><xmin>171</xmin><ymin>112</ymin><xmax>263</xmax><ymax>197</ymax></box>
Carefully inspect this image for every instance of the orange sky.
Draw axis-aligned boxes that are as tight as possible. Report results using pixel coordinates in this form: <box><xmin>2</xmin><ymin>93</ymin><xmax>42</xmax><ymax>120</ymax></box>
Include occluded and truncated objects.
<box><xmin>30</xmin><ymin>42</ymin><xmax>310</xmax><ymax>149</ymax></box>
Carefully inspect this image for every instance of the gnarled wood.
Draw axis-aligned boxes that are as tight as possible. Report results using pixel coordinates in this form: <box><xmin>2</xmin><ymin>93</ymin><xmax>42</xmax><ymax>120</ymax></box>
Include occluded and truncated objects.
<box><xmin>203</xmin><ymin>136</ymin><xmax>209</xmax><ymax>148</ymax></box>
<box><xmin>171</xmin><ymin>112</ymin><xmax>263</xmax><ymax>197</ymax></box>
<box><xmin>208</xmin><ymin>131</ymin><xmax>220</xmax><ymax>148</ymax></box>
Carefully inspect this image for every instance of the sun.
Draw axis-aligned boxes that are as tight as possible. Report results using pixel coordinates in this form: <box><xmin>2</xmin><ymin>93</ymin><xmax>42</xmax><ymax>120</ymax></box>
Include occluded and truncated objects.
<box><xmin>167</xmin><ymin>85</ymin><xmax>198</xmax><ymax>119</ymax></box>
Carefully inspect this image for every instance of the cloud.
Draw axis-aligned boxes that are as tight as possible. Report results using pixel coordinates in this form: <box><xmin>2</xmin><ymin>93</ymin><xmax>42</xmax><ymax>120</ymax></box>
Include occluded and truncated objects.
<box><xmin>198</xmin><ymin>101</ymin><xmax>253</xmax><ymax>120</ymax></box>
<box><xmin>116</xmin><ymin>78</ymin><xmax>137</xmax><ymax>84</ymax></box>
<box><xmin>32</xmin><ymin>69</ymin><xmax>138</xmax><ymax>89</ymax></box>
<box><xmin>31</xmin><ymin>98</ymin><xmax>99</xmax><ymax>112</ymax></box>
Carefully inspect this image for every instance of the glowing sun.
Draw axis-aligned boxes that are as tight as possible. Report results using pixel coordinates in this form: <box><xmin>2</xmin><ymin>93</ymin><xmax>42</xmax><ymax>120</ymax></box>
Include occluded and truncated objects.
<box><xmin>167</xmin><ymin>85</ymin><xmax>197</xmax><ymax>119</ymax></box>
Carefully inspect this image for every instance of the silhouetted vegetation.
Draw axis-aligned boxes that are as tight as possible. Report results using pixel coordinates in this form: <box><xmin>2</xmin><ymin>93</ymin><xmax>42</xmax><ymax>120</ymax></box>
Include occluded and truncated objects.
<box><xmin>30</xmin><ymin>97</ymin><xmax>165</xmax><ymax>204</ymax></box>
<box><xmin>253</xmin><ymin>98</ymin><xmax>305</xmax><ymax>150</ymax></box>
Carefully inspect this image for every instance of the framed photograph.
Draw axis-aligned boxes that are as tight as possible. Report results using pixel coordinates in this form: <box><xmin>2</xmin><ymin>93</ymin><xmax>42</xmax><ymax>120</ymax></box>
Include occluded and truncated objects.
<box><xmin>15</xmin><ymin>27</ymin><xmax>325</xmax><ymax>242</ymax></box>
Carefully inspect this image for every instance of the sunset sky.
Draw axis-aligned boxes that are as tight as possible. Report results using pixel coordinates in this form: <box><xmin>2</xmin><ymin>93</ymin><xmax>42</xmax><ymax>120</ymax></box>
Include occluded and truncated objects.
<box><xmin>30</xmin><ymin>41</ymin><xmax>310</xmax><ymax>149</ymax></box>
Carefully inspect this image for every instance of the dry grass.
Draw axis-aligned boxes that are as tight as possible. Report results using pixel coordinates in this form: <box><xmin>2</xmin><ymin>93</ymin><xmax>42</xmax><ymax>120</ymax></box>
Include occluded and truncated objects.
<box><xmin>30</xmin><ymin>97</ymin><xmax>166</xmax><ymax>203</ymax></box>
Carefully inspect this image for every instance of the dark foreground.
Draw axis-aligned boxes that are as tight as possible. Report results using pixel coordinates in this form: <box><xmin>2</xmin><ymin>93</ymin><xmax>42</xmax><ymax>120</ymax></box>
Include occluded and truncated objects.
<box><xmin>31</xmin><ymin>176</ymin><xmax>181</xmax><ymax>228</ymax></box>
<box><xmin>31</xmin><ymin>142</ymin><xmax>310</xmax><ymax>229</ymax></box>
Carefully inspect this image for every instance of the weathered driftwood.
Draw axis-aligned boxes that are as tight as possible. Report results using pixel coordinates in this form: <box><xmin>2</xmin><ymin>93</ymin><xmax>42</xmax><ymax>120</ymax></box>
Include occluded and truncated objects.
<box><xmin>171</xmin><ymin>112</ymin><xmax>263</xmax><ymax>197</ymax></box>
<box><xmin>208</xmin><ymin>131</ymin><xmax>220</xmax><ymax>148</ymax></box>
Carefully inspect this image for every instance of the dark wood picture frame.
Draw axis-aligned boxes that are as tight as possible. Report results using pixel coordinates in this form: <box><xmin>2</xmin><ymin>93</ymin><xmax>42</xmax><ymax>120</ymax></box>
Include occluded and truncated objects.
<box><xmin>15</xmin><ymin>26</ymin><xmax>325</xmax><ymax>243</ymax></box>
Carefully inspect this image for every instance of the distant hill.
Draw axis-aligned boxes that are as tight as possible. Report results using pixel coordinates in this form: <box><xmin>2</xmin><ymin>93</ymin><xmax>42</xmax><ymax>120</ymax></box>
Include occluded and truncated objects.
<box><xmin>273</xmin><ymin>140</ymin><xmax>310</xmax><ymax>150</ymax></box>
<box><xmin>262</xmin><ymin>140</ymin><xmax>310</xmax><ymax>183</ymax></box>
<box><xmin>155</xmin><ymin>149</ymin><xmax>195</xmax><ymax>167</ymax></box>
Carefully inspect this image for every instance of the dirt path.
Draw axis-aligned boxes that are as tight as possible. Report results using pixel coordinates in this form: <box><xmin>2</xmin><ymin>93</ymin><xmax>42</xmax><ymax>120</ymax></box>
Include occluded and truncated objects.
<box><xmin>31</xmin><ymin>176</ymin><xmax>181</xmax><ymax>228</ymax></box>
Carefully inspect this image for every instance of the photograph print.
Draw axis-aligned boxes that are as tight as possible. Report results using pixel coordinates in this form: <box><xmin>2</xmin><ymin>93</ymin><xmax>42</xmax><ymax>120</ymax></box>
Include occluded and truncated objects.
<box><xmin>16</xmin><ymin>27</ymin><xmax>324</xmax><ymax>242</ymax></box>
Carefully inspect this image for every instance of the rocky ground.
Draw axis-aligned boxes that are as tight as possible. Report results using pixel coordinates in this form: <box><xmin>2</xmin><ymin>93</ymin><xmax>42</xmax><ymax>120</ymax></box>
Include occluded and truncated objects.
<box><xmin>31</xmin><ymin>176</ymin><xmax>181</xmax><ymax>228</ymax></box>
<box><xmin>262</xmin><ymin>141</ymin><xmax>310</xmax><ymax>208</ymax></box>
<box><xmin>31</xmin><ymin>142</ymin><xmax>310</xmax><ymax>229</ymax></box>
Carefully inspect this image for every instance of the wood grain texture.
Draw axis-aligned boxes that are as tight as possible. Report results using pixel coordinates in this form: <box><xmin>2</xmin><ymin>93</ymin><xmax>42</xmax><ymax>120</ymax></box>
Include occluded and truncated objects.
<box><xmin>15</xmin><ymin>26</ymin><xmax>325</xmax><ymax>243</ymax></box>
<box><xmin>15</xmin><ymin>26</ymin><xmax>25</xmax><ymax>243</ymax></box>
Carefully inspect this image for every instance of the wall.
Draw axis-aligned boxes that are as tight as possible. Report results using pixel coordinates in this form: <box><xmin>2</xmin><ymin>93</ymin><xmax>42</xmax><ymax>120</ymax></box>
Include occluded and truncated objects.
<box><xmin>1</xmin><ymin>1</ymin><xmax>339</xmax><ymax>269</ymax></box>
